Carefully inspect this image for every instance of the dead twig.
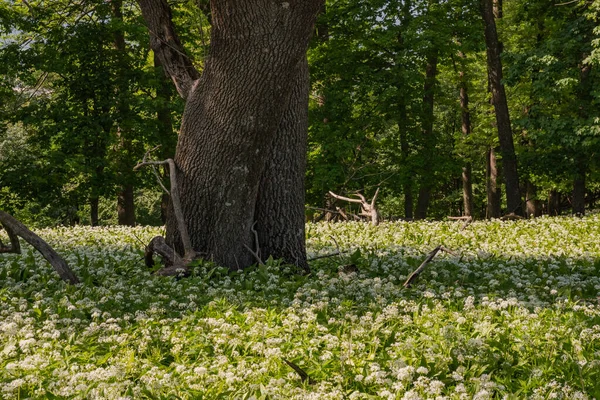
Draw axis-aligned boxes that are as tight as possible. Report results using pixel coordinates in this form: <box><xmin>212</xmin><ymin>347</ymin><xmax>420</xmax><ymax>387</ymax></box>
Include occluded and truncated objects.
<box><xmin>448</xmin><ymin>215</ymin><xmax>472</xmax><ymax>230</ymax></box>
<box><xmin>282</xmin><ymin>358</ymin><xmax>316</xmax><ymax>384</ymax></box>
<box><xmin>403</xmin><ymin>245</ymin><xmax>446</xmax><ymax>288</ymax></box>
<box><xmin>243</xmin><ymin>222</ymin><xmax>263</xmax><ymax>265</ymax></box>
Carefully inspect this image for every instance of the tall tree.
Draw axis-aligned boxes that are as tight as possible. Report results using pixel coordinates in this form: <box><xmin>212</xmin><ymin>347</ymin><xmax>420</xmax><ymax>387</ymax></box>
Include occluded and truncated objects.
<box><xmin>138</xmin><ymin>0</ymin><xmax>323</xmax><ymax>270</ymax></box>
<box><xmin>480</xmin><ymin>0</ymin><xmax>522</xmax><ymax>215</ymax></box>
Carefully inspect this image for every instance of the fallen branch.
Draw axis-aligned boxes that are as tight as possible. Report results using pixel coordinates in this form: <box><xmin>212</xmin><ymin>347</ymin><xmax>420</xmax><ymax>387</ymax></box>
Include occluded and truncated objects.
<box><xmin>0</xmin><ymin>211</ymin><xmax>79</xmax><ymax>284</ymax></box>
<box><xmin>448</xmin><ymin>215</ymin><xmax>472</xmax><ymax>230</ymax></box>
<box><xmin>0</xmin><ymin>220</ymin><xmax>21</xmax><ymax>254</ymax></box>
<box><xmin>500</xmin><ymin>213</ymin><xmax>524</xmax><ymax>221</ymax></box>
<box><xmin>282</xmin><ymin>358</ymin><xmax>316</xmax><ymax>384</ymax></box>
<box><xmin>403</xmin><ymin>245</ymin><xmax>451</xmax><ymax>288</ymax></box>
<box><xmin>328</xmin><ymin>187</ymin><xmax>380</xmax><ymax>225</ymax></box>
<box><xmin>135</xmin><ymin>147</ymin><xmax>196</xmax><ymax>272</ymax></box>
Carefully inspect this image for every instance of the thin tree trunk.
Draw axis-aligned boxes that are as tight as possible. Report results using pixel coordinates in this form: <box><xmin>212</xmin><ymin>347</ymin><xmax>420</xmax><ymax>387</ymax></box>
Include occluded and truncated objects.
<box><xmin>486</xmin><ymin>148</ymin><xmax>501</xmax><ymax>218</ymax></box>
<box><xmin>572</xmin><ymin>165</ymin><xmax>586</xmax><ymax>216</ymax></box>
<box><xmin>154</xmin><ymin>53</ymin><xmax>177</xmax><ymax>225</ymax></box>
<box><xmin>399</xmin><ymin>101</ymin><xmax>413</xmax><ymax>220</ymax></box>
<box><xmin>525</xmin><ymin>180</ymin><xmax>541</xmax><ymax>218</ymax></box>
<box><xmin>117</xmin><ymin>185</ymin><xmax>136</xmax><ymax>226</ymax></box>
<box><xmin>458</xmin><ymin>54</ymin><xmax>474</xmax><ymax>217</ymax></box>
<box><xmin>113</xmin><ymin>0</ymin><xmax>136</xmax><ymax>226</ymax></box>
<box><xmin>548</xmin><ymin>190</ymin><xmax>560</xmax><ymax>216</ymax></box>
<box><xmin>481</xmin><ymin>0</ymin><xmax>522</xmax><ymax>216</ymax></box>
<box><xmin>415</xmin><ymin>52</ymin><xmax>438</xmax><ymax>220</ymax></box>
<box><xmin>90</xmin><ymin>197</ymin><xmax>99</xmax><ymax>226</ymax></box>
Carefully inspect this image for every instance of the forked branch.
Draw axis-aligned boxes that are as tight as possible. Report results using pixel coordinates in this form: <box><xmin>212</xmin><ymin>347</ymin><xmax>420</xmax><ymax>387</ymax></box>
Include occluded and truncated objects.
<box><xmin>328</xmin><ymin>187</ymin><xmax>380</xmax><ymax>225</ymax></box>
<box><xmin>135</xmin><ymin>148</ymin><xmax>196</xmax><ymax>263</ymax></box>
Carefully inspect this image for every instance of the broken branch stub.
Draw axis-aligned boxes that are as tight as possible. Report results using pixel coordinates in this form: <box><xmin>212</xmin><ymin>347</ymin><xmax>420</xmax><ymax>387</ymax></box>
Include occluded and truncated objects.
<box><xmin>0</xmin><ymin>211</ymin><xmax>79</xmax><ymax>284</ymax></box>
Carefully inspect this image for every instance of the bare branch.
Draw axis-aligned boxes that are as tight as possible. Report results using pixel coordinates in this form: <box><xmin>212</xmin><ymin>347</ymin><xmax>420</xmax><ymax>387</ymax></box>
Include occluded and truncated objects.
<box><xmin>135</xmin><ymin>155</ymin><xmax>195</xmax><ymax>262</ymax></box>
<box><xmin>328</xmin><ymin>191</ymin><xmax>363</xmax><ymax>204</ymax></box>
<box><xmin>370</xmin><ymin>187</ymin><xmax>380</xmax><ymax>209</ymax></box>
<box><xmin>0</xmin><ymin>211</ymin><xmax>79</xmax><ymax>284</ymax></box>
<box><xmin>403</xmin><ymin>245</ymin><xmax>444</xmax><ymax>288</ymax></box>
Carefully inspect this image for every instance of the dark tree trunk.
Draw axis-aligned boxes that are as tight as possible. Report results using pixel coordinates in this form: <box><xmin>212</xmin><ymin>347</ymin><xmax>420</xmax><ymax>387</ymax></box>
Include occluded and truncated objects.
<box><xmin>415</xmin><ymin>52</ymin><xmax>438</xmax><ymax>220</ymax></box>
<box><xmin>480</xmin><ymin>0</ymin><xmax>522</xmax><ymax>216</ymax></box>
<box><xmin>117</xmin><ymin>185</ymin><xmax>136</xmax><ymax>226</ymax></box>
<box><xmin>90</xmin><ymin>197</ymin><xmax>99</xmax><ymax>227</ymax></box>
<box><xmin>154</xmin><ymin>53</ymin><xmax>177</xmax><ymax>225</ymax></box>
<box><xmin>548</xmin><ymin>190</ymin><xmax>560</xmax><ymax>216</ymax></box>
<box><xmin>458</xmin><ymin>56</ymin><xmax>474</xmax><ymax>217</ymax></box>
<box><xmin>255</xmin><ymin>59</ymin><xmax>309</xmax><ymax>270</ymax></box>
<box><xmin>486</xmin><ymin>148</ymin><xmax>501</xmax><ymax>218</ymax></box>
<box><xmin>572</xmin><ymin>166</ymin><xmax>586</xmax><ymax>216</ymax></box>
<box><xmin>399</xmin><ymin>100</ymin><xmax>413</xmax><ymax>220</ymax></box>
<box><xmin>113</xmin><ymin>0</ymin><xmax>137</xmax><ymax>226</ymax></box>
<box><xmin>525</xmin><ymin>180</ymin><xmax>541</xmax><ymax>218</ymax></box>
<box><xmin>139</xmin><ymin>0</ymin><xmax>323</xmax><ymax>270</ymax></box>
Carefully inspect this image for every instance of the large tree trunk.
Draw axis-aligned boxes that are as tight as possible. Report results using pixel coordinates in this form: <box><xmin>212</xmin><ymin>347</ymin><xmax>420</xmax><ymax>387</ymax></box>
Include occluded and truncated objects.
<box><xmin>255</xmin><ymin>60</ymin><xmax>309</xmax><ymax>270</ymax></box>
<box><xmin>415</xmin><ymin>52</ymin><xmax>438</xmax><ymax>220</ymax></box>
<box><xmin>481</xmin><ymin>0</ymin><xmax>522</xmax><ymax>216</ymax></box>
<box><xmin>140</xmin><ymin>0</ymin><xmax>323</xmax><ymax>270</ymax></box>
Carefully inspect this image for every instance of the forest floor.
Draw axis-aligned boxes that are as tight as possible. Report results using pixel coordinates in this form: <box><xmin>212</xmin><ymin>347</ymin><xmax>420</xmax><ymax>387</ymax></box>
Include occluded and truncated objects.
<box><xmin>1</xmin><ymin>216</ymin><xmax>599</xmax><ymax>399</ymax></box>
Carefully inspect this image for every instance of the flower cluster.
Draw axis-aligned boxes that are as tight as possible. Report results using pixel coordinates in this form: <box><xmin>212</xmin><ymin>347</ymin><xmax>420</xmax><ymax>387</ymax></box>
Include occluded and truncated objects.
<box><xmin>0</xmin><ymin>216</ymin><xmax>599</xmax><ymax>398</ymax></box>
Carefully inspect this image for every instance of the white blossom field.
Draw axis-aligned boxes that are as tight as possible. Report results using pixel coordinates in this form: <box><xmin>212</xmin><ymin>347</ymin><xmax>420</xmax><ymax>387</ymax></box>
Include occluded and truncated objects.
<box><xmin>1</xmin><ymin>216</ymin><xmax>600</xmax><ymax>399</ymax></box>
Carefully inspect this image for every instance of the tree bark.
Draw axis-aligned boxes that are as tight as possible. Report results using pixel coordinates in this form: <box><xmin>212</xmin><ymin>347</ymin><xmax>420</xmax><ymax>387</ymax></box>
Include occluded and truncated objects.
<box><xmin>139</xmin><ymin>0</ymin><xmax>323</xmax><ymax>270</ymax></box>
<box><xmin>255</xmin><ymin>59</ymin><xmax>310</xmax><ymax>271</ymax></box>
<box><xmin>415</xmin><ymin>52</ymin><xmax>438</xmax><ymax>220</ymax></box>
<box><xmin>548</xmin><ymin>190</ymin><xmax>560</xmax><ymax>216</ymax></box>
<box><xmin>113</xmin><ymin>0</ymin><xmax>137</xmax><ymax>226</ymax></box>
<box><xmin>153</xmin><ymin>53</ymin><xmax>177</xmax><ymax>225</ymax></box>
<box><xmin>90</xmin><ymin>196</ymin><xmax>99</xmax><ymax>226</ymax></box>
<box><xmin>458</xmin><ymin>55</ymin><xmax>474</xmax><ymax>217</ymax></box>
<box><xmin>480</xmin><ymin>0</ymin><xmax>522</xmax><ymax>216</ymax></box>
<box><xmin>486</xmin><ymin>147</ymin><xmax>501</xmax><ymax>218</ymax></box>
<box><xmin>117</xmin><ymin>184</ymin><xmax>136</xmax><ymax>226</ymax></box>
<box><xmin>399</xmin><ymin>100</ymin><xmax>413</xmax><ymax>220</ymax></box>
<box><xmin>572</xmin><ymin>165</ymin><xmax>586</xmax><ymax>216</ymax></box>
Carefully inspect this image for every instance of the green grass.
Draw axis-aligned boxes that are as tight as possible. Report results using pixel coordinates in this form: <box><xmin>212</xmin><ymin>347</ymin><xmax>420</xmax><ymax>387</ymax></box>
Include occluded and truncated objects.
<box><xmin>1</xmin><ymin>216</ymin><xmax>599</xmax><ymax>399</ymax></box>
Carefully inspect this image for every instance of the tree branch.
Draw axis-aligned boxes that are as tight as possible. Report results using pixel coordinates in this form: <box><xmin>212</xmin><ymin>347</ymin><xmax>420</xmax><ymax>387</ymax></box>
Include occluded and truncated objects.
<box><xmin>403</xmin><ymin>245</ymin><xmax>443</xmax><ymax>288</ymax></box>
<box><xmin>135</xmin><ymin>150</ymin><xmax>196</xmax><ymax>263</ymax></box>
<box><xmin>137</xmin><ymin>0</ymin><xmax>200</xmax><ymax>100</ymax></box>
<box><xmin>0</xmin><ymin>211</ymin><xmax>79</xmax><ymax>284</ymax></box>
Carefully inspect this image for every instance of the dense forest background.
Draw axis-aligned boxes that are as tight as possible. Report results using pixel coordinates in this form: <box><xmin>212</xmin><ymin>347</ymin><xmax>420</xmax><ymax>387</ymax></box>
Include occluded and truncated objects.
<box><xmin>1</xmin><ymin>0</ymin><xmax>599</xmax><ymax>227</ymax></box>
